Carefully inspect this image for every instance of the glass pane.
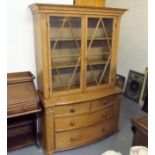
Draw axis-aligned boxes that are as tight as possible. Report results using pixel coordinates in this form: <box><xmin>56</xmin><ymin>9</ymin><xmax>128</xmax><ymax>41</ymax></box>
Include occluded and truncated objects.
<box><xmin>52</xmin><ymin>67</ymin><xmax>81</xmax><ymax>92</ymax></box>
<box><xmin>86</xmin><ymin>18</ymin><xmax>113</xmax><ymax>87</ymax></box>
<box><xmin>50</xmin><ymin>16</ymin><xmax>81</xmax><ymax>92</ymax></box>
<box><xmin>86</xmin><ymin>64</ymin><xmax>110</xmax><ymax>86</ymax></box>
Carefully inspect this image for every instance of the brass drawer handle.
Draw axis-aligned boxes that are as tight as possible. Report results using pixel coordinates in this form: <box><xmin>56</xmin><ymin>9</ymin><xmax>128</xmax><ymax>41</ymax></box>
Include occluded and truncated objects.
<box><xmin>102</xmin><ymin>128</ymin><xmax>106</xmax><ymax>133</ymax></box>
<box><xmin>70</xmin><ymin>135</ymin><xmax>81</xmax><ymax>142</ymax></box>
<box><xmin>23</xmin><ymin>107</ymin><xmax>26</xmax><ymax>111</ymax></box>
<box><xmin>103</xmin><ymin>101</ymin><xmax>109</xmax><ymax>105</ymax></box>
<box><xmin>70</xmin><ymin>120</ymin><xmax>75</xmax><ymax>126</ymax></box>
<box><xmin>70</xmin><ymin>137</ymin><xmax>76</xmax><ymax>142</ymax></box>
<box><xmin>103</xmin><ymin>101</ymin><xmax>114</xmax><ymax>106</ymax></box>
<box><xmin>70</xmin><ymin>107</ymin><xmax>75</xmax><ymax>113</ymax></box>
<box><xmin>102</xmin><ymin>113</ymin><xmax>108</xmax><ymax>118</ymax></box>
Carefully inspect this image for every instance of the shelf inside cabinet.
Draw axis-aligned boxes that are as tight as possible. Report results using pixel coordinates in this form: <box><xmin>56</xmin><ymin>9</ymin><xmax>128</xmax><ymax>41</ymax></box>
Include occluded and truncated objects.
<box><xmin>52</xmin><ymin>60</ymin><xmax>80</xmax><ymax>69</ymax></box>
<box><xmin>87</xmin><ymin>37</ymin><xmax>112</xmax><ymax>40</ymax></box>
<box><xmin>53</xmin><ymin>84</ymin><xmax>80</xmax><ymax>92</ymax></box>
<box><xmin>7</xmin><ymin>119</ymin><xmax>33</xmax><ymax>129</ymax></box>
<box><xmin>86</xmin><ymin>81</ymin><xmax>108</xmax><ymax>87</ymax></box>
<box><xmin>51</xmin><ymin>37</ymin><xmax>81</xmax><ymax>41</ymax></box>
<box><xmin>51</xmin><ymin>48</ymin><xmax>80</xmax><ymax>54</ymax></box>
<box><xmin>53</xmin><ymin>54</ymin><xmax>80</xmax><ymax>58</ymax></box>
<box><xmin>88</xmin><ymin>59</ymin><xmax>109</xmax><ymax>65</ymax></box>
<box><xmin>88</xmin><ymin>52</ymin><xmax>111</xmax><ymax>56</ymax></box>
<box><xmin>51</xmin><ymin>37</ymin><xmax>112</xmax><ymax>42</ymax></box>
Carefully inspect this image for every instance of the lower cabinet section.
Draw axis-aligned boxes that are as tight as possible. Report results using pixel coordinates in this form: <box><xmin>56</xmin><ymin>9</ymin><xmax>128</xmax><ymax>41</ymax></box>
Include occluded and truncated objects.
<box><xmin>41</xmin><ymin>91</ymin><xmax>122</xmax><ymax>155</ymax></box>
<box><xmin>55</xmin><ymin>118</ymin><xmax>116</xmax><ymax>150</ymax></box>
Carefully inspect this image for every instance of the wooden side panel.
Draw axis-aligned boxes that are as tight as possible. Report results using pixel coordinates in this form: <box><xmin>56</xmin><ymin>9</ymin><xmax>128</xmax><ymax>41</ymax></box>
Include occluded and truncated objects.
<box><xmin>113</xmin><ymin>94</ymin><xmax>122</xmax><ymax>129</ymax></box>
<box><xmin>110</xmin><ymin>17</ymin><xmax>121</xmax><ymax>86</ymax></box>
<box><xmin>33</xmin><ymin>13</ymin><xmax>50</xmax><ymax>99</ymax></box>
<box><xmin>42</xmin><ymin>108</ymin><xmax>54</xmax><ymax>155</ymax></box>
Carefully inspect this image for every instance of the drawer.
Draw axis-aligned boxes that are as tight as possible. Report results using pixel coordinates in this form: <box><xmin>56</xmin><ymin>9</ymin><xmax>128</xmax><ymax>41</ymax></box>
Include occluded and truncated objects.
<box><xmin>54</xmin><ymin>102</ymin><xmax>90</xmax><ymax>116</ymax></box>
<box><xmin>55</xmin><ymin>118</ymin><xmax>116</xmax><ymax>149</ymax></box>
<box><xmin>55</xmin><ymin>105</ymin><xmax>115</xmax><ymax>131</ymax></box>
<box><xmin>90</xmin><ymin>95</ymin><xmax>119</xmax><ymax>110</ymax></box>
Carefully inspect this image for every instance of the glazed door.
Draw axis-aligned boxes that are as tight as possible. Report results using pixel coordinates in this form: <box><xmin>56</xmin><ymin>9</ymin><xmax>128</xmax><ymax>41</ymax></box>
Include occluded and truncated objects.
<box><xmin>49</xmin><ymin>15</ymin><xmax>83</xmax><ymax>94</ymax></box>
<box><xmin>86</xmin><ymin>17</ymin><xmax>114</xmax><ymax>88</ymax></box>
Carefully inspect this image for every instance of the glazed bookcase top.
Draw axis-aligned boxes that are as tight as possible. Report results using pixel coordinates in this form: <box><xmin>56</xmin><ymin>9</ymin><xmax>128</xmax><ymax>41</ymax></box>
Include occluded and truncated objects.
<box><xmin>29</xmin><ymin>3</ymin><xmax>126</xmax><ymax>98</ymax></box>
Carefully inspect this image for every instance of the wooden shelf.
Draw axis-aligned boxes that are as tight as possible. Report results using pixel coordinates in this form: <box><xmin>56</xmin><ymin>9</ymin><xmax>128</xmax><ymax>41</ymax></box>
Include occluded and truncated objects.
<box><xmin>52</xmin><ymin>59</ymin><xmax>109</xmax><ymax>69</ymax></box>
<box><xmin>51</xmin><ymin>37</ymin><xmax>81</xmax><ymax>41</ymax></box>
<box><xmin>88</xmin><ymin>59</ymin><xmax>109</xmax><ymax>65</ymax></box>
<box><xmin>53</xmin><ymin>84</ymin><xmax>80</xmax><ymax>92</ymax></box>
<box><xmin>8</xmin><ymin>119</ymin><xmax>33</xmax><ymax>129</ymax></box>
<box><xmin>87</xmin><ymin>37</ymin><xmax>112</xmax><ymax>40</ymax></box>
<box><xmin>88</xmin><ymin>52</ymin><xmax>111</xmax><ymax>56</ymax></box>
<box><xmin>51</xmin><ymin>37</ymin><xmax>112</xmax><ymax>41</ymax></box>
<box><xmin>53</xmin><ymin>54</ymin><xmax>80</xmax><ymax>58</ymax></box>
<box><xmin>86</xmin><ymin>81</ymin><xmax>107</xmax><ymax>86</ymax></box>
<box><xmin>52</xmin><ymin>53</ymin><xmax>109</xmax><ymax>59</ymax></box>
<box><xmin>88</xmin><ymin>47</ymin><xmax>111</xmax><ymax>53</ymax></box>
<box><xmin>52</xmin><ymin>60</ymin><xmax>80</xmax><ymax>69</ymax></box>
<box><xmin>86</xmin><ymin>81</ymin><xmax>98</xmax><ymax>86</ymax></box>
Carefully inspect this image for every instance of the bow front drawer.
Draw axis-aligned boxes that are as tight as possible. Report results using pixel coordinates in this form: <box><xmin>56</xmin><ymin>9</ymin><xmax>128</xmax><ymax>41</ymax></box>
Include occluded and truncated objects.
<box><xmin>54</xmin><ymin>102</ymin><xmax>90</xmax><ymax>116</ymax></box>
<box><xmin>90</xmin><ymin>95</ymin><xmax>120</xmax><ymax>110</ymax></box>
<box><xmin>55</xmin><ymin>118</ymin><xmax>116</xmax><ymax>150</ymax></box>
<box><xmin>55</xmin><ymin>103</ymin><xmax>116</xmax><ymax>131</ymax></box>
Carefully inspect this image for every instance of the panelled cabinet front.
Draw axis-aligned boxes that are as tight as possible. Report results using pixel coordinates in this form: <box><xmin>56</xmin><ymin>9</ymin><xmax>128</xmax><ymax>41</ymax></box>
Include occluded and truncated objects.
<box><xmin>48</xmin><ymin>15</ymin><xmax>84</xmax><ymax>95</ymax></box>
<box><xmin>30</xmin><ymin>4</ymin><xmax>126</xmax><ymax>155</ymax></box>
<box><xmin>46</xmin><ymin>14</ymin><xmax>117</xmax><ymax>96</ymax></box>
<box><xmin>85</xmin><ymin>16</ymin><xmax>115</xmax><ymax>90</ymax></box>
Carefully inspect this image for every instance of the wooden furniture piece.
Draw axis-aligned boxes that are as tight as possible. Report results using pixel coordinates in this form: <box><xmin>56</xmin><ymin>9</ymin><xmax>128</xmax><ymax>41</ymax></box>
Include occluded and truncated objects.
<box><xmin>30</xmin><ymin>3</ymin><xmax>126</xmax><ymax>155</ymax></box>
<box><xmin>74</xmin><ymin>0</ymin><xmax>105</xmax><ymax>7</ymax></box>
<box><xmin>131</xmin><ymin>116</ymin><xmax>148</xmax><ymax>147</ymax></box>
<box><xmin>7</xmin><ymin>72</ymin><xmax>42</xmax><ymax>151</ymax></box>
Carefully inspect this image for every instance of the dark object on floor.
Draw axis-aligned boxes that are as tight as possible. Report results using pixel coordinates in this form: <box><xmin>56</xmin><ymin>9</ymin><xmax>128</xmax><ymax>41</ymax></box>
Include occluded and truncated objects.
<box><xmin>7</xmin><ymin>71</ymin><xmax>42</xmax><ymax>151</ymax></box>
<box><xmin>116</xmin><ymin>74</ymin><xmax>125</xmax><ymax>89</ymax></box>
<box><xmin>142</xmin><ymin>93</ymin><xmax>148</xmax><ymax>113</ymax></box>
<box><xmin>131</xmin><ymin>115</ymin><xmax>148</xmax><ymax>147</ymax></box>
<box><xmin>124</xmin><ymin>70</ymin><xmax>144</xmax><ymax>102</ymax></box>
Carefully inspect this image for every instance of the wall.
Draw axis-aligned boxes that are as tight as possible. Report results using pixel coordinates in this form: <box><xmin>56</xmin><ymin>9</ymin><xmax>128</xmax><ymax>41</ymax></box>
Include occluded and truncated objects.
<box><xmin>7</xmin><ymin>0</ymin><xmax>73</xmax><ymax>75</ymax></box>
<box><xmin>106</xmin><ymin>0</ymin><xmax>148</xmax><ymax>79</ymax></box>
<box><xmin>7</xmin><ymin>0</ymin><xmax>148</xmax><ymax>82</ymax></box>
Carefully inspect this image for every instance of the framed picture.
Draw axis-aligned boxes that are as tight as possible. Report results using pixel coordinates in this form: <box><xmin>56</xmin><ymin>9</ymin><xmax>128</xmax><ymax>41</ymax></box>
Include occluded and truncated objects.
<box><xmin>139</xmin><ymin>67</ymin><xmax>148</xmax><ymax>106</ymax></box>
<box><xmin>124</xmin><ymin>70</ymin><xmax>144</xmax><ymax>102</ymax></box>
<box><xmin>116</xmin><ymin>74</ymin><xmax>125</xmax><ymax>89</ymax></box>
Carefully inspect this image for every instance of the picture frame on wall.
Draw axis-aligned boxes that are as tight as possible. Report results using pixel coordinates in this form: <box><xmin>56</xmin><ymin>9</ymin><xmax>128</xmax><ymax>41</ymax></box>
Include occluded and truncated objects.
<box><xmin>124</xmin><ymin>70</ymin><xmax>144</xmax><ymax>103</ymax></box>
